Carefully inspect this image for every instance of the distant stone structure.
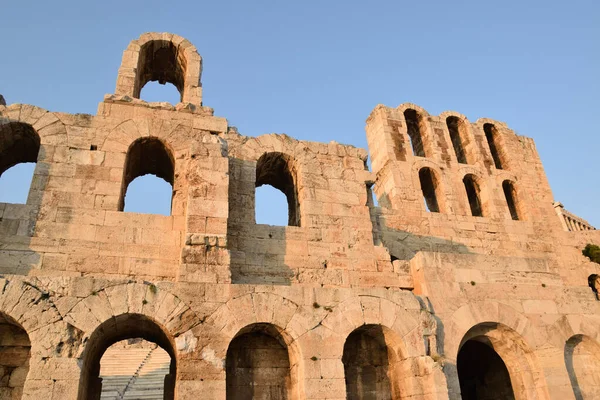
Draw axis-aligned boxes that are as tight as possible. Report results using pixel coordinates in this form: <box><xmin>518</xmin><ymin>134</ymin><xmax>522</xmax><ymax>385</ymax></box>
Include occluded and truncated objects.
<box><xmin>0</xmin><ymin>32</ymin><xmax>599</xmax><ymax>400</ymax></box>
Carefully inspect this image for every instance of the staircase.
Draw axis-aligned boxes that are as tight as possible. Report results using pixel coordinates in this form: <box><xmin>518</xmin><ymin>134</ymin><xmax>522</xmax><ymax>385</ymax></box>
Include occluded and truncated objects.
<box><xmin>99</xmin><ymin>341</ymin><xmax>171</xmax><ymax>400</ymax></box>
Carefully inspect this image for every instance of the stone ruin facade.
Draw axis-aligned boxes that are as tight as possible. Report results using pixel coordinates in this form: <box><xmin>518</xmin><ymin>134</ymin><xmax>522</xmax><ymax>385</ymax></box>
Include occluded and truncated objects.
<box><xmin>0</xmin><ymin>32</ymin><xmax>599</xmax><ymax>400</ymax></box>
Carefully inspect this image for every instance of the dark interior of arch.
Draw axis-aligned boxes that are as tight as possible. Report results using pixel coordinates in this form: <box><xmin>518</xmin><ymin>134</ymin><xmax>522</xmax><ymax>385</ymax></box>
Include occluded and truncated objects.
<box><xmin>457</xmin><ymin>340</ymin><xmax>515</xmax><ymax>400</ymax></box>
<box><xmin>463</xmin><ymin>175</ymin><xmax>483</xmax><ymax>217</ymax></box>
<box><xmin>404</xmin><ymin>109</ymin><xmax>426</xmax><ymax>157</ymax></box>
<box><xmin>419</xmin><ymin>168</ymin><xmax>440</xmax><ymax>213</ymax></box>
<box><xmin>256</xmin><ymin>152</ymin><xmax>300</xmax><ymax>226</ymax></box>
<box><xmin>483</xmin><ymin>123</ymin><xmax>504</xmax><ymax>169</ymax></box>
<box><xmin>226</xmin><ymin>324</ymin><xmax>292</xmax><ymax>400</ymax></box>
<box><xmin>502</xmin><ymin>181</ymin><xmax>520</xmax><ymax>220</ymax></box>
<box><xmin>342</xmin><ymin>325</ymin><xmax>393</xmax><ymax>400</ymax></box>
<box><xmin>135</xmin><ymin>40</ymin><xmax>187</xmax><ymax>102</ymax></box>
<box><xmin>120</xmin><ymin>137</ymin><xmax>175</xmax><ymax>212</ymax></box>
<box><xmin>0</xmin><ymin>314</ymin><xmax>31</xmax><ymax>400</ymax></box>
<box><xmin>447</xmin><ymin>116</ymin><xmax>467</xmax><ymax>164</ymax></box>
<box><xmin>77</xmin><ymin>313</ymin><xmax>176</xmax><ymax>400</ymax></box>
<box><xmin>0</xmin><ymin>122</ymin><xmax>40</xmax><ymax>176</ymax></box>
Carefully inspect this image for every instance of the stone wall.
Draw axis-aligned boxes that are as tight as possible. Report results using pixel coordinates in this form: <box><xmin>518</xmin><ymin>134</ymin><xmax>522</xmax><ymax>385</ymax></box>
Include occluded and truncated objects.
<box><xmin>0</xmin><ymin>32</ymin><xmax>598</xmax><ymax>399</ymax></box>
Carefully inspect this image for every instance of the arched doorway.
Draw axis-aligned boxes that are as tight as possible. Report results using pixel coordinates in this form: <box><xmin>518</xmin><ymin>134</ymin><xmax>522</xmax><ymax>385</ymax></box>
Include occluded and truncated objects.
<box><xmin>0</xmin><ymin>314</ymin><xmax>30</xmax><ymax>399</ymax></box>
<box><xmin>565</xmin><ymin>334</ymin><xmax>600</xmax><ymax>400</ymax></box>
<box><xmin>456</xmin><ymin>322</ymin><xmax>548</xmax><ymax>400</ymax></box>
<box><xmin>457</xmin><ymin>339</ymin><xmax>515</xmax><ymax>400</ymax></box>
<box><xmin>78</xmin><ymin>314</ymin><xmax>176</xmax><ymax>400</ymax></box>
<box><xmin>226</xmin><ymin>323</ymin><xmax>298</xmax><ymax>400</ymax></box>
<box><xmin>342</xmin><ymin>324</ymin><xmax>405</xmax><ymax>400</ymax></box>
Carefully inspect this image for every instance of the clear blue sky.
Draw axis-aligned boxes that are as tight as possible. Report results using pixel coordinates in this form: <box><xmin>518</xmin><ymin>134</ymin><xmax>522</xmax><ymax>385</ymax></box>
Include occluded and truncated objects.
<box><xmin>1</xmin><ymin>0</ymin><xmax>598</xmax><ymax>226</ymax></box>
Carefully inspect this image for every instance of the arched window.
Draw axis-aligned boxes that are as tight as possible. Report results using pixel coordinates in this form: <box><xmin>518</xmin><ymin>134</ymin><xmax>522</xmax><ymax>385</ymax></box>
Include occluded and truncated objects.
<box><xmin>226</xmin><ymin>324</ymin><xmax>296</xmax><ymax>400</ymax></box>
<box><xmin>418</xmin><ymin>167</ymin><xmax>442</xmax><ymax>213</ymax></box>
<box><xmin>78</xmin><ymin>314</ymin><xmax>176</xmax><ymax>400</ymax></box>
<box><xmin>0</xmin><ymin>122</ymin><xmax>40</xmax><ymax>204</ymax></box>
<box><xmin>119</xmin><ymin>138</ymin><xmax>174</xmax><ymax>215</ymax></box>
<box><xmin>134</xmin><ymin>40</ymin><xmax>186</xmax><ymax>102</ymax></box>
<box><xmin>404</xmin><ymin>109</ymin><xmax>427</xmax><ymax>157</ymax></box>
<box><xmin>255</xmin><ymin>152</ymin><xmax>300</xmax><ymax>226</ymax></box>
<box><xmin>463</xmin><ymin>174</ymin><xmax>484</xmax><ymax>217</ymax></box>
<box><xmin>342</xmin><ymin>325</ymin><xmax>403</xmax><ymax>400</ymax></box>
<box><xmin>446</xmin><ymin>116</ymin><xmax>469</xmax><ymax>164</ymax></box>
<box><xmin>0</xmin><ymin>314</ymin><xmax>30</xmax><ymax>400</ymax></box>
<box><xmin>502</xmin><ymin>180</ymin><xmax>521</xmax><ymax>220</ymax></box>
<box><xmin>483</xmin><ymin>123</ymin><xmax>505</xmax><ymax>169</ymax></box>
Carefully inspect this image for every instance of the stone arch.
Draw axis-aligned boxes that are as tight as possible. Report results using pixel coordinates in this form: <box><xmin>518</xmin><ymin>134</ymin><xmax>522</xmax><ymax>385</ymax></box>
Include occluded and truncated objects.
<box><xmin>502</xmin><ymin>179</ymin><xmax>523</xmax><ymax>221</ymax></box>
<box><xmin>564</xmin><ymin>334</ymin><xmax>600</xmax><ymax>400</ymax></box>
<box><xmin>0</xmin><ymin>104</ymin><xmax>68</xmax><ymax>148</ymax></box>
<box><xmin>203</xmin><ymin>292</ymin><xmax>306</xmax><ymax>398</ymax></box>
<box><xmin>77</xmin><ymin>313</ymin><xmax>178</xmax><ymax>400</ymax></box>
<box><xmin>462</xmin><ymin>173</ymin><xmax>486</xmax><ymax>217</ymax></box>
<box><xmin>118</xmin><ymin>136</ymin><xmax>175</xmax><ymax>213</ymax></box>
<box><xmin>0</xmin><ymin>106</ymin><xmax>68</xmax><ymax>207</ymax></box>
<box><xmin>342</xmin><ymin>324</ymin><xmax>406</xmax><ymax>400</ymax></box>
<box><xmin>0</xmin><ymin>278</ymin><xmax>72</xmax><ymax>399</ymax></box>
<box><xmin>416</xmin><ymin>165</ymin><xmax>444</xmax><ymax>213</ymax></box>
<box><xmin>320</xmin><ymin>295</ymin><xmax>437</xmax><ymax>399</ymax></box>
<box><xmin>61</xmin><ymin>283</ymin><xmax>198</xmax><ymax>399</ymax></box>
<box><xmin>441</xmin><ymin>112</ymin><xmax>476</xmax><ymax>165</ymax></box>
<box><xmin>63</xmin><ymin>283</ymin><xmax>198</xmax><ymax>358</ymax></box>
<box><xmin>0</xmin><ymin>312</ymin><xmax>31</xmax><ymax>400</ymax></box>
<box><xmin>256</xmin><ymin>151</ymin><xmax>300</xmax><ymax>226</ymax></box>
<box><xmin>0</xmin><ymin>278</ymin><xmax>63</xmax><ymax>341</ymax></box>
<box><xmin>447</xmin><ymin>301</ymin><xmax>549</xmax><ymax>400</ymax></box>
<box><xmin>226</xmin><ymin>322</ymin><xmax>300</xmax><ymax>400</ymax></box>
<box><xmin>115</xmin><ymin>32</ymin><xmax>203</xmax><ymax>105</ymax></box>
<box><xmin>227</xmin><ymin>134</ymin><xmax>314</xmax><ymax>229</ymax></box>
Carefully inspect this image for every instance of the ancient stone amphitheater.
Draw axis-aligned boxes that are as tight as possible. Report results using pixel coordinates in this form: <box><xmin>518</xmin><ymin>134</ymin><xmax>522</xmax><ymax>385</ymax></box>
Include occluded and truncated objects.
<box><xmin>0</xmin><ymin>32</ymin><xmax>598</xmax><ymax>400</ymax></box>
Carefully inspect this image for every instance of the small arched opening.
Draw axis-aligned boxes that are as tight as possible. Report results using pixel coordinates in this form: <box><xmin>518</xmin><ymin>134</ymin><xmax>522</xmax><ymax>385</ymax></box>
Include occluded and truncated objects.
<box><xmin>77</xmin><ymin>313</ymin><xmax>176</xmax><ymax>400</ymax></box>
<box><xmin>564</xmin><ymin>334</ymin><xmax>600</xmax><ymax>400</ymax></box>
<box><xmin>446</xmin><ymin>116</ymin><xmax>470</xmax><ymax>164</ymax></box>
<box><xmin>418</xmin><ymin>167</ymin><xmax>442</xmax><ymax>213</ymax></box>
<box><xmin>134</xmin><ymin>40</ymin><xmax>186</xmax><ymax>103</ymax></box>
<box><xmin>457</xmin><ymin>322</ymin><xmax>547</xmax><ymax>400</ymax></box>
<box><xmin>226</xmin><ymin>323</ymin><xmax>299</xmax><ymax>400</ymax></box>
<box><xmin>0</xmin><ymin>122</ymin><xmax>40</xmax><ymax>204</ymax></box>
<box><xmin>404</xmin><ymin>109</ymin><xmax>428</xmax><ymax>157</ymax></box>
<box><xmin>588</xmin><ymin>274</ymin><xmax>600</xmax><ymax>300</ymax></box>
<box><xmin>342</xmin><ymin>324</ymin><xmax>404</xmax><ymax>400</ymax></box>
<box><xmin>502</xmin><ymin>180</ymin><xmax>522</xmax><ymax>220</ymax></box>
<box><xmin>255</xmin><ymin>152</ymin><xmax>300</xmax><ymax>226</ymax></box>
<box><xmin>0</xmin><ymin>313</ymin><xmax>30</xmax><ymax>400</ymax></box>
<box><xmin>483</xmin><ymin>123</ymin><xmax>505</xmax><ymax>170</ymax></box>
<box><xmin>463</xmin><ymin>174</ymin><xmax>484</xmax><ymax>217</ymax></box>
<box><xmin>119</xmin><ymin>137</ymin><xmax>175</xmax><ymax>215</ymax></box>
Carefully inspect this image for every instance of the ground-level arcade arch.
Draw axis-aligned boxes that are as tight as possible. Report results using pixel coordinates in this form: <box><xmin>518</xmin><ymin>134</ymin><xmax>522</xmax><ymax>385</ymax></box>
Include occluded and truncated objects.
<box><xmin>447</xmin><ymin>302</ymin><xmax>550</xmax><ymax>400</ymax></box>
<box><xmin>0</xmin><ymin>313</ymin><xmax>31</xmax><ymax>400</ymax></box>
<box><xmin>342</xmin><ymin>324</ymin><xmax>406</xmax><ymax>400</ymax></box>
<box><xmin>226</xmin><ymin>323</ymin><xmax>299</xmax><ymax>400</ymax></box>
<box><xmin>564</xmin><ymin>334</ymin><xmax>600</xmax><ymax>400</ymax></box>
<box><xmin>77</xmin><ymin>313</ymin><xmax>177</xmax><ymax>400</ymax></box>
<box><xmin>457</xmin><ymin>322</ymin><xmax>546</xmax><ymax>400</ymax></box>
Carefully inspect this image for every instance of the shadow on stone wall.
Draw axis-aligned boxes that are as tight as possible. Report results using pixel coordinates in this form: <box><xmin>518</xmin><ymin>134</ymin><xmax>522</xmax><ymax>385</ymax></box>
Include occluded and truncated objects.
<box><xmin>565</xmin><ymin>336</ymin><xmax>584</xmax><ymax>400</ymax></box>
<box><xmin>227</xmin><ymin>158</ymin><xmax>294</xmax><ymax>285</ymax></box>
